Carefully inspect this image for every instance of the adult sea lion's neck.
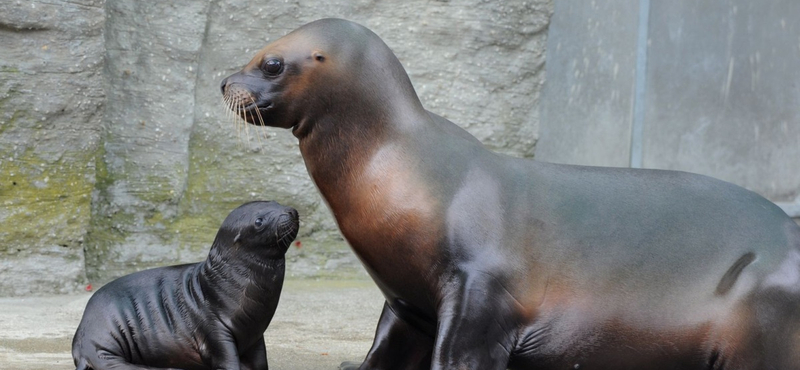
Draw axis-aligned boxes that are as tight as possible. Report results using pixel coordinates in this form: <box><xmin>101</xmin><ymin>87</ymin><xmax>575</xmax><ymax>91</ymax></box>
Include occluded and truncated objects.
<box><xmin>297</xmin><ymin>107</ymin><xmax>430</xmax><ymax>205</ymax></box>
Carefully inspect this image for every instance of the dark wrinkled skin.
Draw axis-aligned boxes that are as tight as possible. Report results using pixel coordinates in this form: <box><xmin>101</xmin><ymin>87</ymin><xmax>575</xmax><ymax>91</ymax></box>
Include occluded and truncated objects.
<box><xmin>221</xmin><ymin>18</ymin><xmax>800</xmax><ymax>370</ymax></box>
<box><xmin>72</xmin><ymin>201</ymin><xmax>299</xmax><ymax>370</ymax></box>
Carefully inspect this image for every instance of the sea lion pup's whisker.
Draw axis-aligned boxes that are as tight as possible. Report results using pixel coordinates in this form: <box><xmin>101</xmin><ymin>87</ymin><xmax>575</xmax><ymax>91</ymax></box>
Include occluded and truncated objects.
<box><xmin>278</xmin><ymin>219</ymin><xmax>297</xmax><ymax>236</ymax></box>
<box><xmin>278</xmin><ymin>229</ymin><xmax>297</xmax><ymax>244</ymax></box>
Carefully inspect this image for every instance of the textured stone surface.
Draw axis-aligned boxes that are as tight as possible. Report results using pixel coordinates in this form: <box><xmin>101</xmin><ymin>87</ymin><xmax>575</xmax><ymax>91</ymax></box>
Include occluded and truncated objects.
<box><xmin>1</xmin><ymin>0</ymin><xmax>553</xmax><ymax>293</ymax></box>
<box><xmin>0</xmin><ymin>0</ymin><xmax>105</xmax><ymax>295</ymax></box>
<box><xmin>86</xmin><ymin>0</ymin><xmax>213</xmax><ymax>283</ymax></box>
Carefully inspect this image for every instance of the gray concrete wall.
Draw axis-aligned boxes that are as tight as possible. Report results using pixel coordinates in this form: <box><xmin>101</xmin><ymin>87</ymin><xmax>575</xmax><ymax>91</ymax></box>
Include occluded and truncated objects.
<box><xmin>537</xmin><ymin>2</ymin><xmax>639</xmax><ymax>167</ymax></box>
<box><xmin>643</xmin><ymin>1</ymin><xmax>800</xmax><ymax>203</ymax></box>
<box><xmin>539</xmin><ymin>1</ymin><xmax>800</xmax><ymax>209</ymax></box>
<box><xmin>0</xmin><ymin>0</ymin><xmax>553</xmax><ymax>295</ymax></box>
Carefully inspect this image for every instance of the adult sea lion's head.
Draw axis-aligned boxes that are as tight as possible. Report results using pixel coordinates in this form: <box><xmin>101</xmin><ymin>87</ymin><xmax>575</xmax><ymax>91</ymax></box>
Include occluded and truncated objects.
<box><xmin>220</xmin><ymin>18</ymin><xmax>423</xmax><ymax>139</ymax></box>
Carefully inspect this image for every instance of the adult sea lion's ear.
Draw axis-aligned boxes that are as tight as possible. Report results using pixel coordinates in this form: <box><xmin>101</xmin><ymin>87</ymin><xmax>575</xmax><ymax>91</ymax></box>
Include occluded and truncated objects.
<box><xmin>313</xmin><ymin>51</ymin><xmax>326</xmax><ymax>62</ymax></box>
<box><xmin>233</xmin><ymin>232</ymin><xmax>241</xmax><ymax>244</ymax></box>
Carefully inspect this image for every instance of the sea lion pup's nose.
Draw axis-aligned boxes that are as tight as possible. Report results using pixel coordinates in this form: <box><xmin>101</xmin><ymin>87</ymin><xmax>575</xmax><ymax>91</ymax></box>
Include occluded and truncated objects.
<box><xmin>277</xmin><ymin>207</ymin><xmax>300</xmax><ymax>234</ymax></box>
<box><xmin>285</xmin><ymin>208</ymin><xmax>299</xmax><ymax>223</ymax></box>
<box><xmin>277</xmin><ymin>208</ymin><xmax>300</xmax><ymax>251</ymax></box>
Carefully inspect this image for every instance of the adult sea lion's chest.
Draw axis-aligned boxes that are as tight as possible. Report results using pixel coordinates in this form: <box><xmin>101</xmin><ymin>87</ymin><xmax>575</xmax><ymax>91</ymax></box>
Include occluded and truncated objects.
<box><xmin>331</xmin><ymin>145</ymin><xmax>445</xmax><ymax>302</ymax></box>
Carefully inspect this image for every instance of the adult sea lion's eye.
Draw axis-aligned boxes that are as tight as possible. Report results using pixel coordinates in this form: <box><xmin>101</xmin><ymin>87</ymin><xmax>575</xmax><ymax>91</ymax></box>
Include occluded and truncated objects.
<box><xmin>263</xmin><ymin>58</ymin><xmax>283</xmax><ymax>75</ymax></box>
<box><xmin>254</xmin><ymin>218</ymin><xmax>264</xmax><ymax>227</ymax></box>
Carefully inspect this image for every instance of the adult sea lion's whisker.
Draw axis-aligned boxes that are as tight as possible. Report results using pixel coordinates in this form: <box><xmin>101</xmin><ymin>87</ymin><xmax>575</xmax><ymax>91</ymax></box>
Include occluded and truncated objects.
<box><xmin>227</xmin><ymin>96</ymin><xmax>236</xmax><ymax>125</ymax></box>
<box><xmin>235</xmin><ymin>98</ymin><xmax>244</xmax><ymax>147</ymax></box>
<box><xmin>243</xmin><ymin>100</ymin><xmax>254</xmax><ymax>151</ymax></box>
<box><xmin>224</xmin><ymin>95</ymin><xmax>233</xmax><ymax>128</ymax></box>
<box><xmin>248</xmin><ymin>95</ymin><xmax>267</xmax><ymax>147</ymax></box>
<box><xmin>219</xmin><ymin>95</ymin><xmax>231</xmax><ymax>130</ymax></box>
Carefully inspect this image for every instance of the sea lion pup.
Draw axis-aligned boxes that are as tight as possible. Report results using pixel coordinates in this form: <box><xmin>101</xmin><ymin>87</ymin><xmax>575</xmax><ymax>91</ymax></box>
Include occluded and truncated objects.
<box><xmin>72</xmin><ymin>201</ymin><xmax>299</xmax><ymax>370</ymax></box>
<box><xmin>221</xmin><ymin>18</ymin><xmax>800</xmax><ymax>370</ymax></box>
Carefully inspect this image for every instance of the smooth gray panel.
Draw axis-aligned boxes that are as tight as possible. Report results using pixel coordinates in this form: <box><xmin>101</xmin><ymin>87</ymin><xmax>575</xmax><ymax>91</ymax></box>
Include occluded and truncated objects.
<box><xmin>644</xmin><ymin>1</ymin><xmax>800</xmax><ymax>201</ymax></box>
<box><xmin>538</xmin><ymin>1</ymin><xmax>639</xmax><ymax>167</ymax></box>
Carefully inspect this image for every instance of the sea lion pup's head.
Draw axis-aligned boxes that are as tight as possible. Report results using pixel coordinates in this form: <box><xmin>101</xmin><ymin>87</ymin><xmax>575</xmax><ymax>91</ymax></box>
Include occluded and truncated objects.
<box><xmin>212</xmin><ymin>201</ymin><xmax>300</xmax><ymax>260</ymax></box>
<box><xmin>220</xmin><ymin>18</ymin><xmax>423</xmax><ymax>138</ymax></box>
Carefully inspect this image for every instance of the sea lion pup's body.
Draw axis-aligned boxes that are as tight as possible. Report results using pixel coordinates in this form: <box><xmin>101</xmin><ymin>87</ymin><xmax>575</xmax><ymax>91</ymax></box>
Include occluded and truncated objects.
<box><xmin>72</xmin><ymin>201</ymin><xmax>299</xmax><ymax>370</ymax></box>
<box><xmin>222</xmin><ymin>18</ymin><xmax>800</xmax><ymax>370</ymax></box>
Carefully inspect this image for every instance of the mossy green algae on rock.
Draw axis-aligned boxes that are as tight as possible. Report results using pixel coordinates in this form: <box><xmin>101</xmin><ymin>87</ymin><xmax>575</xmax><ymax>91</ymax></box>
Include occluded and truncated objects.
<box><xmin>0</xmin><ymin>149</ymin><xmax>93</xmax><ymax>295</ymax></box>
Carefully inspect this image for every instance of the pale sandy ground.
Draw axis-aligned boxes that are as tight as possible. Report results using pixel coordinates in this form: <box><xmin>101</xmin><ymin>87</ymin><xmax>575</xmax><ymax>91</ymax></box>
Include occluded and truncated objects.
<box><xmin>0</xmin><ymin>280</ymin><xmax>384</xmax><ymax>370</ymax></box>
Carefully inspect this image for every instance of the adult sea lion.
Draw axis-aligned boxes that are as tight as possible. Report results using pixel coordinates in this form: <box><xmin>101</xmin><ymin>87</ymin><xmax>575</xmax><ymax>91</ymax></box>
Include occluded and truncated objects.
<box><xmin>221</xmin><ymin>18</ymin><xmax>800</xmax><ymax>369</ymax></box>
<box><xmin>72</xmin><ymin>201</ymin><xmax>299</xmax><ymax>370</ymax></box>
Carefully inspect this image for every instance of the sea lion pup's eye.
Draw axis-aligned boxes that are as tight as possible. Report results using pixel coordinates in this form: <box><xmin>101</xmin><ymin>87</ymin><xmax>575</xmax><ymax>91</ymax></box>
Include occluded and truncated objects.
<box><xmin>262</xmin><ymin>58</ymin><xmax>283</xmax><ymax>75</ymax></box>
<box><xmin>254</xmin><ymin>217</ymin><xmax>264</xmax><ymax>228</ymax></box>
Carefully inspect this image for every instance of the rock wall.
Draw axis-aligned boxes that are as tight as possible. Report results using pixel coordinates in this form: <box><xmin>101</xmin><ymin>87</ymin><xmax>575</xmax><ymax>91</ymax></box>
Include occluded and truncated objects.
<box><xmin>0</xmin><ymin>0</ymin><xmax>553</xmax><ymax>294</ymax></box>
<box><xmin>0</xmin><ymin>0</ymin><xmax>105</xmax><ymax>295</ymax></box>
<box><xmin>87</xmin><ymin>0</ymin><xmax>214</xmax><ymax>284</ymax></box>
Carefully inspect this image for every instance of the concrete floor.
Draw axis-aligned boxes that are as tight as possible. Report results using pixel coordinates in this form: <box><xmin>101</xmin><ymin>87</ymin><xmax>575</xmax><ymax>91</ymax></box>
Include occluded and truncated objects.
<box><xmin>0</xmin><ymin>280</ymin><xmax>385</xmax><ymax>370</ymax></box>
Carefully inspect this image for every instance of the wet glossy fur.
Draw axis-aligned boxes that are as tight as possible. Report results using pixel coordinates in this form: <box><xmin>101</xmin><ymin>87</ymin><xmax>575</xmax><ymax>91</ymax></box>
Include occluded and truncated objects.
<box><xmin>222</xmin><ymin>19</ymin><xmax>800</xmax><ymax>370</ymax></box>
<box><xmin>72</xmin><ymin>201</ymin><xmax>299</xmax><ymax>370</ymax></box>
